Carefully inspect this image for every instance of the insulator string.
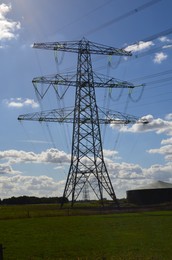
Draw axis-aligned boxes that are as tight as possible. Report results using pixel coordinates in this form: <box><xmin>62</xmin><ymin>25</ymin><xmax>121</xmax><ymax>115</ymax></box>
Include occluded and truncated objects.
<box><xmin>128</xmin><ymin>85</ymin><xmax>145</xmax><ymax>103</ymax></box>
<box><xmin>109</xmin><ymin>88</ymin><xmax>124</xmax><ymax>102</ymax></box>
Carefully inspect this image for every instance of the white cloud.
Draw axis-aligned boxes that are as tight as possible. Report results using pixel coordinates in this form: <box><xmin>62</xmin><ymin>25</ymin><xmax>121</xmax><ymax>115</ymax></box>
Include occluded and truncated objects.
<box><xmin>161</xmin><ymin>137</ymin><xmax>172</xmax><ymax>145</ymax></box>
<box><xmin>0</xmin><ymin>3</ymin><xmax>10</xmax><ymax>18</ymax></box>
<box><xmin>147</xmin><ymin>133</ymin><xmax>172</xmax><ymax>162</ymax></box>
<box><xmin>106</xmin><ymin>156</ymin><xmax>172</xmax><ymax>183</ymax></box>
<box><xmin>0</xmin><ymin>148</ymin><xmax>70</xmax><ymax>198</ymax></box>
<box><xmin>117</xmin><ymin>114</ymin><xmax>172</xmax><ymax>136</ymax></box>
<box><xmin>148</xmin><ymin>145</ymin><xmax>172</xmax><ymax>161</ymax></box>
<box><xmin>153</xmin><ymin>52</ymin><xmax>168</xmax><ymax>64</ymax></box>
<box><xmin>0</xmin><ymin>112</ymin><xmax>172</xmax><ymax>198</ymax></box>
<box><xmin>144</xmin><ymin>163</ymin><xmax>172</xmax><ymax>181</ymax></box>
<box><xmin>159</xmin><ymin>36</ymin><xmax>171</xmax><ymax>43</ymax></box>
<box><xmin>165</xmin><ymin>113</ymin><xmax>172</xmax><ymax>120</ymax></box>
<box><xmin>158</xmin><ymin>36</ymin><xmax>172</xmax><ymax>50</ymax></box>
<box><xmin>162</xmin><ymin>45</ymin><xmax>172</xmax><ymax>49</ymax></box>
<box><xmin>0</xmin><ymin>148</ymin><xmax>70</xmax><ymax>165</ymax></box>
<box><xmin>0</xmin><ymin>174</ymin><xmax>64</xmax><ymax>198</ymax></box>
<box><xmin>107</xmin><ymin>160</ymin><xmax>172</xmax><ymax>197</ymax></box>
<box><xmin>103</xmin><ymin>149</ymin><xmax>118</xmax><ymax>158</ymax></box>
<box><xmin>39</xmin><ymin>149</ymin><xmax>70</xmax><ymax>164</ymax></box>
<box><xmin>0</xmin><ymin>163</ymin><xmax>20</xmax><ymax>175</ymax></box>
<box><xmin>139</xmin><ymin>115</ymin><xmax>172</xmax><ymax>162</ymax></box>
<box><xmin>0</xmin><ymin>148</ymin><xmax>172</xmax><ymax>198</ymax></box>
<box><xmin>124</xmin><ymin>41</ymin><xmax>154</xmax><ymax>53</ymax></box>
<box><xmin>3</xmin><ymin>98</ymin><xmax>39</xmax><ymax>109</ymax></box>
<box><xmin>0</xmin><ymin>3</ymin><xmax>21</xmax><ymax>44</ymax></box>
<box><xmin>108</xmin><ymin>161</ymin><xmax>143</xmax><ymax>180</ymax></box>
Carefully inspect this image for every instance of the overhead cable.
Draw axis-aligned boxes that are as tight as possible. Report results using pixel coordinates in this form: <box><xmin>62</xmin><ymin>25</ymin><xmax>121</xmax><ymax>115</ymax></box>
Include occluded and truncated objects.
<box><xmin>50</xmin><ymin>0</ymin><xmax>114</xmax><ymax>39</ymax></box>
<box><xmin>85</xmin><ymin>0</ymin><xmax>162</xmax><ymax>36</ymax></box>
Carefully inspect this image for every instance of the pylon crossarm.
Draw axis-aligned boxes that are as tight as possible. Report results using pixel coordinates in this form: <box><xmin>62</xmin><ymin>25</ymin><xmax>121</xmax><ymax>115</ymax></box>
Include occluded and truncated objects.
<box><xmin>32</xmin><ymin>73</ymin><xmax>76</xmax><ymax>86</ymax></box>
<box><xmin>32</xmin><ymin>72</ymin><xmax>144</xmax><ymax>89</ymax></box>
<box><xmin>18</xmin><ymin>107</ymin><xmax>148</xmax><ymax>125</ymax></box>
<box><xmin>18</xmin><ymin>108</ymin><xmax>75</xmax><ymax>123</ymax></box>
<box><xmin>93</xmin><ymin>72</ymin><xmax>145</xmax><ymax>89</ymax></box>
<box><xmin>33</xmin><ymin>38</ymin><xmax>132</xmax><ymax>56</ymax></box>
<box><xmin>32</xmin><ymin>73</ymin><xmax>144</xmax><ymax>99</ymax></box>
<box><xmin>98</xmin><ymin>108</ymin><xmax>149</xmax><ymax>125</ymax></box>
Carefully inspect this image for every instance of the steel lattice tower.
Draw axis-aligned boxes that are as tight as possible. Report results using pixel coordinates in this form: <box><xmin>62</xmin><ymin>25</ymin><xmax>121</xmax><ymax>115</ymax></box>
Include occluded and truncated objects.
<box><xmin>18</xmin><ymin>38</ymin><xmax>147</xmax><ymax>207</ymax></box>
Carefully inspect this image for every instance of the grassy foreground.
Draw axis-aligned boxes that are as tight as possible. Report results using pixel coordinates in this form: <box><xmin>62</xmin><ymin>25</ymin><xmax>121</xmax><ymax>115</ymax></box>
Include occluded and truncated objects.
<box><xmin>0</xmin><ymin>204</ymin><xmax>172</xmax><ymax>259</ymax></box>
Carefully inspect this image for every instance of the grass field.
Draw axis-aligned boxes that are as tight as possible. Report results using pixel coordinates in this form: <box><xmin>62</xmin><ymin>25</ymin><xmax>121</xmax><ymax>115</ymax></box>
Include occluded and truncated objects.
<box><xmin>0</xmin><ymin>204</ymin><xmax>172</xmax><ymax>259</ymax></box>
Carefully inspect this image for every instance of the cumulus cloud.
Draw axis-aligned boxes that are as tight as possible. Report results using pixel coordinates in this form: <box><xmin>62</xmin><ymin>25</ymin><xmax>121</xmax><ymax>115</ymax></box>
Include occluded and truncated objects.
<box><xmin>106</xmin><ymin>157</ymin><xmax>172</xmax><ymax>183</ymax></box>
<box><xmin>159</xmin><ymin>36</ymin><xmax>171</xmax><ymax>43</ymax></box>
<box><xmin>103</xmin><ymin>149</ymin><xmax>118</xmax><ymax>158</ymax></box>
<box><xmin>144</xmin><ymin>163</ymin><xmax>172</xmax><ymax>180</ymax></box>
<box><xmin>161</xmin><ymin>137</ymin><xmax>172</xmax><ymax>145</ymax></box>
<box><xmin>0</xmin><ymin>146</ymin><xmax>70</xmax><ymax>198</ymax></box>
<box><xmin>0</xmin><ymin>148</ymin><xmax>172</xmax><ymax>198</ymax></box>
<box><xmin>165</xmin><ymin>113</ymin><xmax>172</xmax><ymax>120</ymax></box>
<box><xmin>0</xmin><ymin>150</ymin><xmax>38</xmax><ymax>164</ymax></box>
<box><xmin>153</xmin><ymin>52</ymin><xmax>168</xmax><ymax>64</ymax></box>
<box><xmin>0</xmin><ymin>110</ymin><xmax>172</xmax><ymax>198</ymax></box>
<box><xmin>39</xmin><ymin>149</ymin><xmax>70</xmax><ymax>164</ymax></box>
<box><xmin>147</xmin><ymin>135</ymin><xmax>172</xmax><ymax>162</ymax></box>
<box><xmin>124</xmin><ymin>41</ymin><xmax>154</xmax><ymax>53</ymax></box>
<box><xmin>3</xmin><ymin>98</ymin><xmax>39</xmax><ymax>108</ymax></box>
<box><xmin>0</xmin><ymin>148</ymin><xmax>70</xmax><ymax>165</ymax></box>
<box><xmin>158</xmin><ymin>36</ymin><xmax>172</xmax><ymax>51</ymax></box>
<box><xmin>117</xmin><ymin>114</ymin><xmax>172</xmax><ymax>136</ymax></box>
<box><xmin>0</xmin><ymin>163</ymin><xmax>21</xmax><ymax>175</ymax></box>
<box><xmin>108</xmin><ymin>161</ymin><xmax>144</xmax><ymax>180</ymax></box>
<box><xmin>162</xmin><ymin>45</ymin><xmax>172</xmax><ymax>49</ymax></box>
<box><xmin>0</xmin><ymin>174</ymin><xmax>65</xmax><ymax>198</ymax></box>
<box><xmin>148</xmin><ymin>145</ymin><xmax>172</xmax><ymax>161</ymax></box>
<box><xmin>0</xmin><ymin>3</ymin><xmax>21</xmax><ymax>44</ymax></box>
<box><xmin>104</xmin><ymin>159</ymin><xmax>172</xmax><ymax>197</ymax></box>
<box><xmin>110</xmin><ymin>112</ymin><xmax>172</xmax><ymax>174</ymax></box>
<box><xmin>0</xmin><ymin>148</ymin><xmax>70</xmax><ymax>198</ymax></box>
<box><xmin>129</xmin><ymin>115</ymin><xmax>171</xmax><ymax>162</ymax></box>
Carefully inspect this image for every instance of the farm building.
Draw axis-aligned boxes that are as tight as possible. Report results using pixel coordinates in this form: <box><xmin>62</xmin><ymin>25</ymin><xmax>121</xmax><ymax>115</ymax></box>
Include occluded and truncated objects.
<box><xmin>127</xmin><ymin>181</ymin><xmax>172</xmax><ymax>205</ymax></box>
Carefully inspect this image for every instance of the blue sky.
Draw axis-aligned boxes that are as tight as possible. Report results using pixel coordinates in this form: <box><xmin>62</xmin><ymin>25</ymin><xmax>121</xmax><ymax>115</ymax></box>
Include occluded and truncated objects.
<box><xmin>0</xmin><ymin>0</ymin><xmax>172</xmax><ymax>199</ymax></box>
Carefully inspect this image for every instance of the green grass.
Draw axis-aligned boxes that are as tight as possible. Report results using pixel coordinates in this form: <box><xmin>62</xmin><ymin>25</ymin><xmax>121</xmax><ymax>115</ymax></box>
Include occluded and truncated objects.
<box><xmin>0</xmin><ymin>205</ymin><xmax>172</xmax><ymax>259</ymax></box>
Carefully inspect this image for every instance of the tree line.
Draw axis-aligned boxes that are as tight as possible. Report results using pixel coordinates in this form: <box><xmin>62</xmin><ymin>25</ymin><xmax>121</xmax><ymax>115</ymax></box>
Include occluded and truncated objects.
<box><xmin>0</xmin><ymin>195</ymin><xmax>68</xmax><ymax>205</ymax></box>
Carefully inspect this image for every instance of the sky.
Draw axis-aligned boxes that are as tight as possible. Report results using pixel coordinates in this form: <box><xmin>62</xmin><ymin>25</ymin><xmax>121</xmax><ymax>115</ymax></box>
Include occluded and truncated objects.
<box><xmin>0</xmin><ymin>0</ymin><xmax>172</xmax><ymax>200</ymax></box>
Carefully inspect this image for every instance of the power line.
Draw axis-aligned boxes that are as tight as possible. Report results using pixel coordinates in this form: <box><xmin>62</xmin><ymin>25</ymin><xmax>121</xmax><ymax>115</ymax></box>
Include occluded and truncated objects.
<box><xmin>128</xmin><ymin>97</ymin><xmax>172</xmax><ymax>109</ymax></box>
<box><xmin>142</xmin><ymin>76</ymin><xmax>172</xmax><ymax>86</ymax></box>
<box><xmin>48</xmin><ymin>26</ymin><xmax>172</xmax><ymax>78</ymax></box>
<box><xmin>49</xmin><ymin>0</ymin><xmax>114</xmax><ymax>40</ymax></box>
<box><xmin>131</xmin><ymin>69</ymin><xmax>172</xmax><ymax>82</ymax></box>
<box><xmin>111</xmin><ymin>79</ymin><xmax>172</xmax><ymax>105</ymax></box>
<box><xmin>85</xmin><ymin>0</ymin><xmax>162</xmax><ymax>36</ymax></box>
<box><xmin>137</xmin><ymin>27</ymin><xmax>172</xmax><ymax>44</ymax></box>
<box><xmin>93</xmin><ymin>32</ymin><xmax>172</xmax><ymax>73</ymax></box>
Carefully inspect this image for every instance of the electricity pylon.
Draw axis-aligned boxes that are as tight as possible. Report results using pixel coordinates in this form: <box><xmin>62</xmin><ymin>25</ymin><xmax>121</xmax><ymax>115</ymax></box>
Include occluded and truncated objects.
<box><xmin>18</xmin><ymin>38</ymin><xmax>147</xmax><ymax>207</ymax></box>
